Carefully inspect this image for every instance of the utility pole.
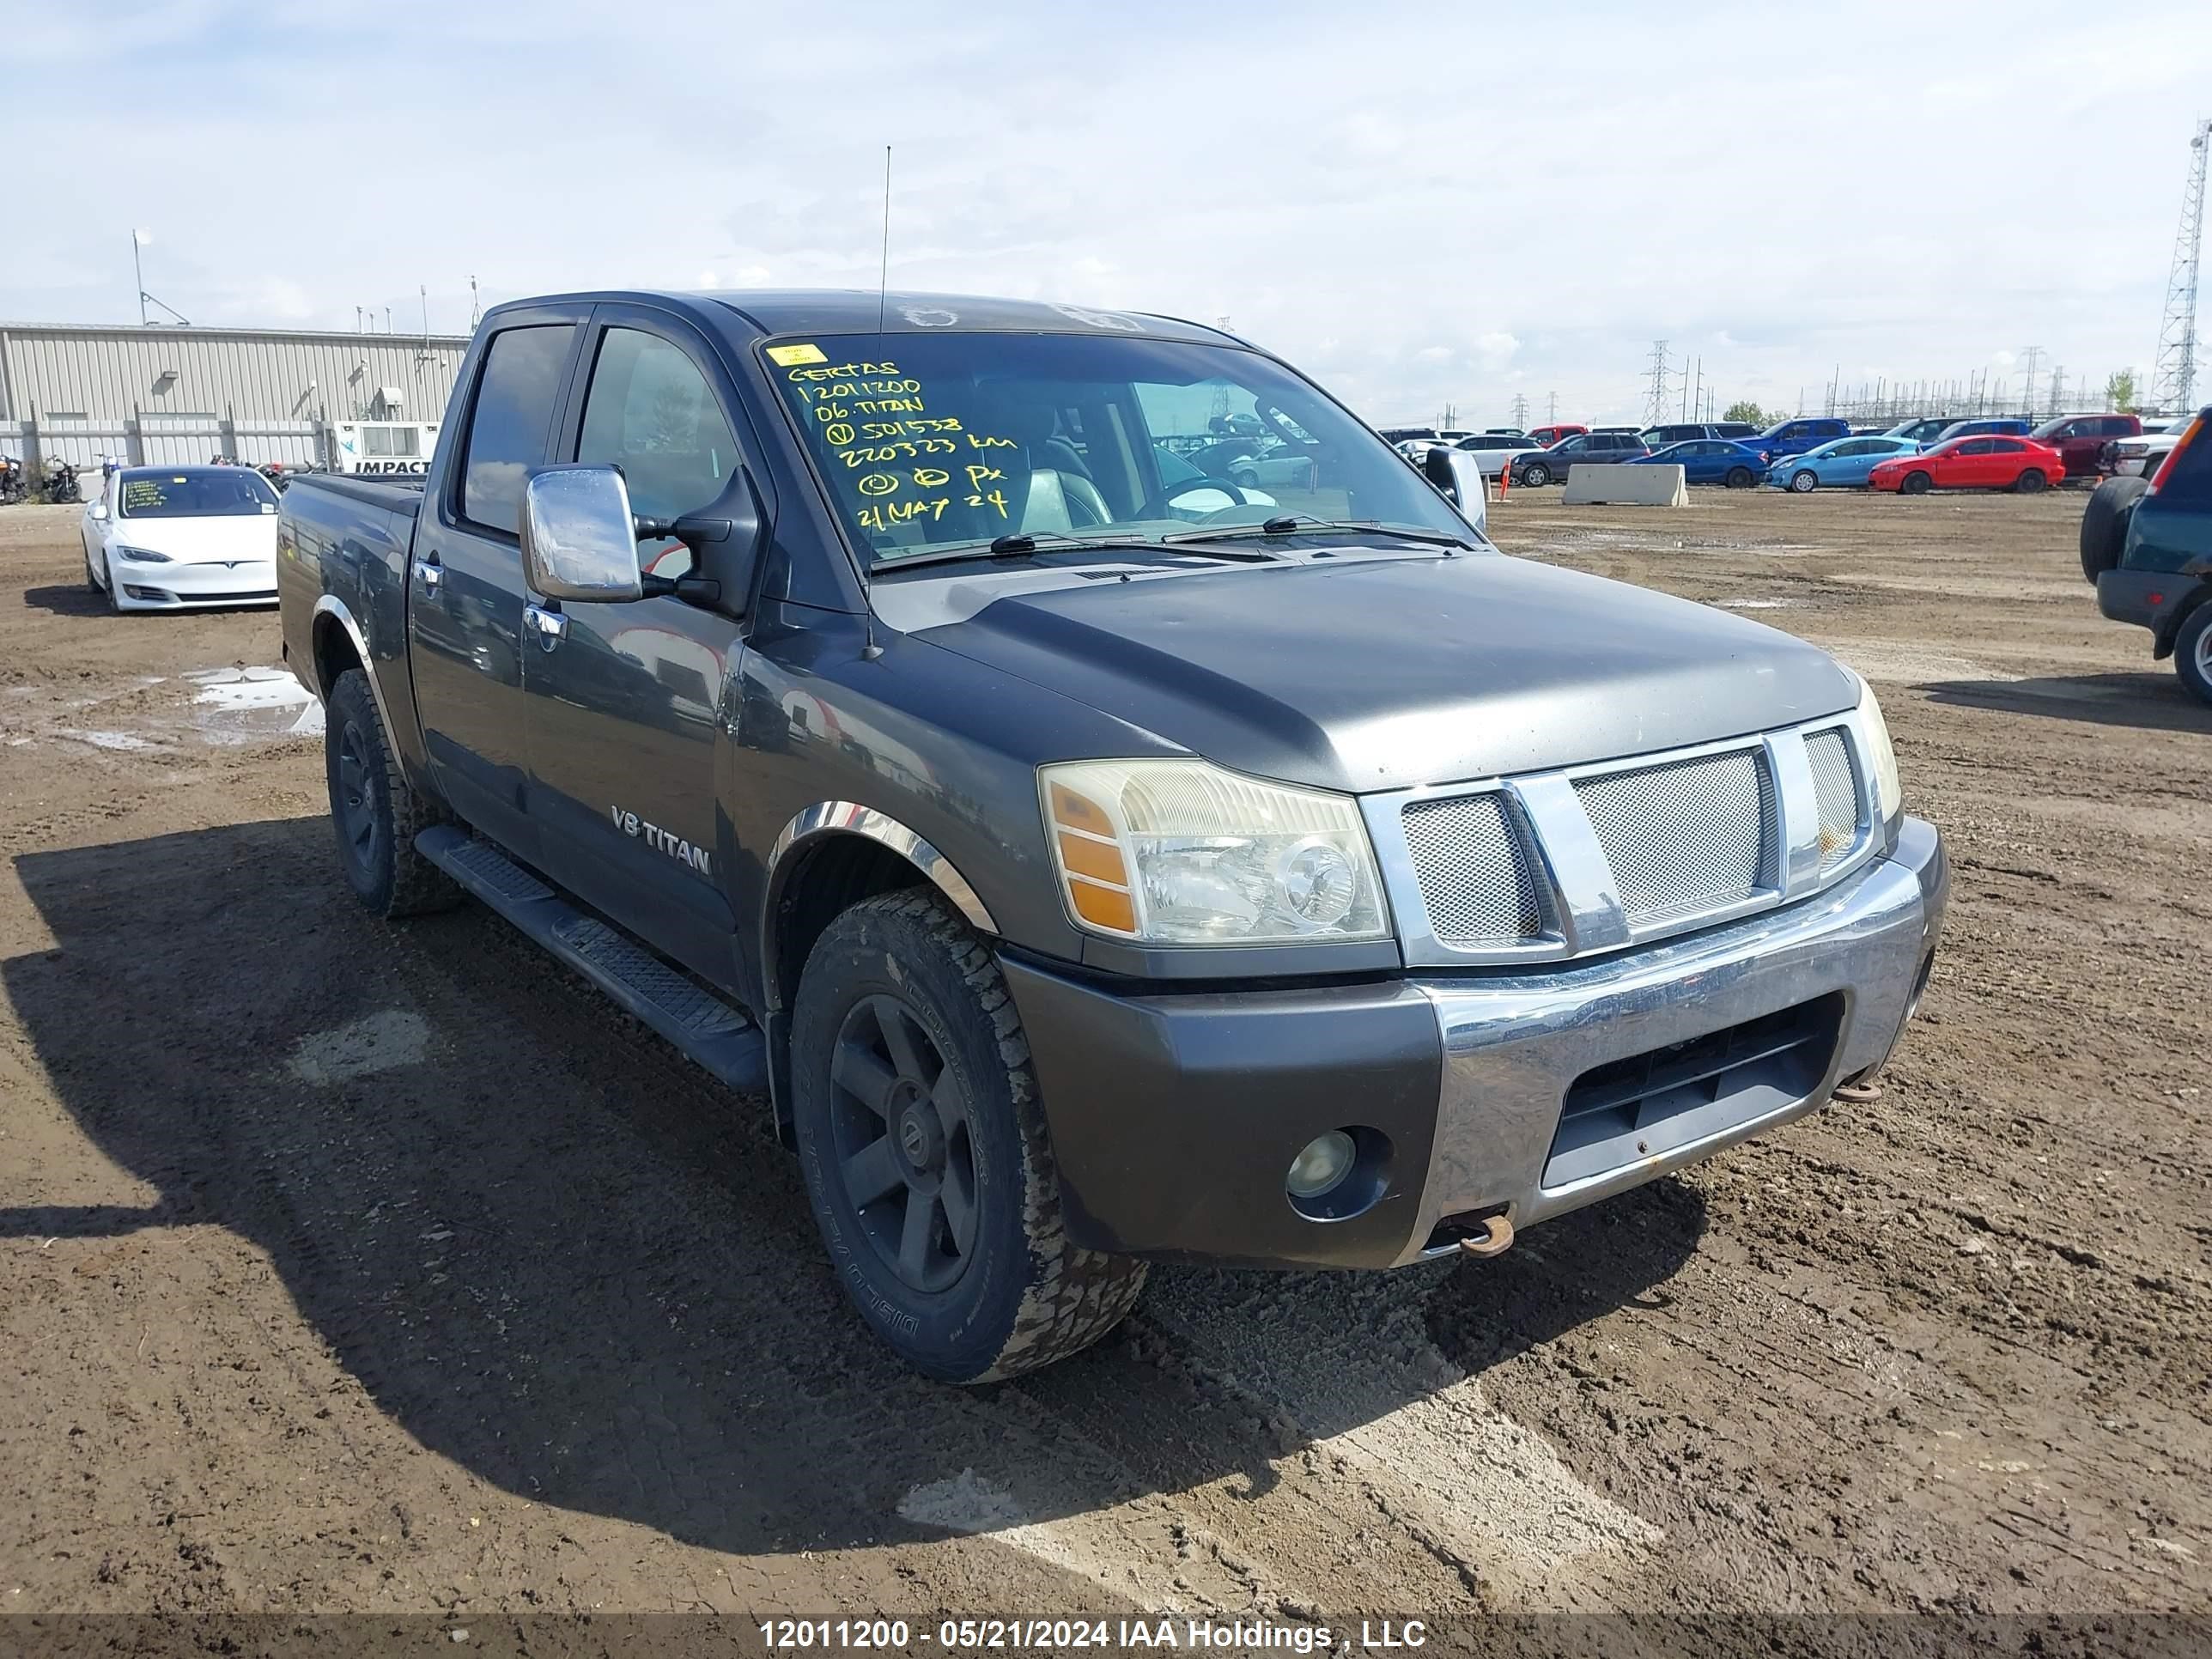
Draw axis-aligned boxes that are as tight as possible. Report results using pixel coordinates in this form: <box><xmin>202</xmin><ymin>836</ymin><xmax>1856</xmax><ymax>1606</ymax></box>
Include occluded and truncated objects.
<box><xmin>470</xmin><ymin>275</ymin><xmax>481</xmax><ymax>330</ymax></box>
<box><xmin>1644</xmin><ymin>340</ymin><xmax>1671</xmax><ymax>425</ymax></box>
<box><xmin>2048</xmin><ymin>365</ymin><xmax>2064</xmax><ymax>416</ymax></box>
<box><xmin>2151</xmin><ymin>118</ymin><xmax>2210</xmax><ymax>412</ymax></box>
<box><xmin>1509</xmin><ymin>392</ymin><xmax>1529</xmax><ymax>429</ymax></box>
<box><xmin>1547</xmin><ymin>391</ymin><xmax>1559</xmax><ymax>423</ymax></box>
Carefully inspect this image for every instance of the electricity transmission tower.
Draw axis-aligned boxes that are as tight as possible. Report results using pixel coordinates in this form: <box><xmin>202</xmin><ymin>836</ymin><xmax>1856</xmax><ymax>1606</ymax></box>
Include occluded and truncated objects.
<box><xmin>2150</xmin><ymin>118</ymin><xmax>2211</xmax><ymax>414</ymax></box>
<box><xmin>2015</xmin><ymin>346</ymin><xmax>2042</xmax><ymax>416</ymax></box>
<box><xmin>1509</xmin><ymin>392</ymin><xmax>1529</xmax><ymax>429</ymax></box>
<box><xmin>1644</xmin><ymin>341</ymin><xmax>1671</xmax><ymax>424</ymax></box>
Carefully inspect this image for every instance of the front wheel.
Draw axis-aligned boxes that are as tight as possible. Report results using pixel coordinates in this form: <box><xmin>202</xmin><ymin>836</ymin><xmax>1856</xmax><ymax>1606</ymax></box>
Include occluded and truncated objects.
<box><xmin>791</xmin><ymin>890</ymin><xmax>1147</xmax><ymax>1382</ymax></box>
<box><xmin>1725</xmin><ymin>466</ymin><xmax>1755</xmax><ymax>489</ymax></box>
<box><xmin>1789</xmin><ymin>469</ymin><xmax>1818</xmax><ymax>493</ymax></box>
<box><xmin>1900</xmin><ymin>471</ymin><xmax>1934</xmax><ymax>495</ymax></box>
<box><xmin>2013</xmin><ymin>469</ymin><xmax>2048</xmax><ymax>494</ymax></box>
<box><xmin>1521</xmin><ymin>462</ymin><xmax>1551</xmax><ymax>488</ymax></box>
<box><xmin>2175</xmin><ymin>605</ymin><xmax>2212</xmax><ymax>708</ymax></box>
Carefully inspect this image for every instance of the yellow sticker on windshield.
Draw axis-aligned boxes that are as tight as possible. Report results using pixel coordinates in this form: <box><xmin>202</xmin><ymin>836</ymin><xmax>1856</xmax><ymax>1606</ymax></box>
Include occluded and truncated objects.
<box><xmin>767</xmin><ymin>343</ymin><xmax>827</xmax><ymax>367</ymax></box>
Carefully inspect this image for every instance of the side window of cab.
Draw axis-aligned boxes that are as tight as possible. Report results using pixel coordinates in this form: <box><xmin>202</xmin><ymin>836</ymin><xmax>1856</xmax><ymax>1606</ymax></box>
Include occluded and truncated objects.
<box><xmin>574</xmin><ymin>327</ymin><xmax>743</xmax><ymax>578</ymax></box>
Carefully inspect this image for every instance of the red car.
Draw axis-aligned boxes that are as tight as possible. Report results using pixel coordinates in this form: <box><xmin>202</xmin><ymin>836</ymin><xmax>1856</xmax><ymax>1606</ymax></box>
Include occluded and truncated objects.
<box><xmin>1869</xmin><ymin>434</ymin><xmax>2068</xmax><ymax>495</ymax></box>
<box><xmin>2027</xmin><ymin>411</ymin><xmax>2140</xmax><ymax>478</ymax></box>
<box><xmin>1524</xmin><ymin>422</ymin><xmax>1588</xmax><ymax>447</ymax></box>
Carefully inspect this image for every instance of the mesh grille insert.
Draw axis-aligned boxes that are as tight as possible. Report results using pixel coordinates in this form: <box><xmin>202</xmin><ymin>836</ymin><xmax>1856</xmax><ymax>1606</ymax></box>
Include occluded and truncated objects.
<box><xmin>1576</xmin><ymin>749</ymin><xmax>1771</xmax><ymax>926</ymax></box>
<box><xmin>1402</xmin><ymin>793</ymin><xmax>1547</xmax><ymax>945</ymax></box>
<box><xmin>1803</xmin><ymin>728</ymin><xmax>1863</xmax><ymax>872</ymax></box>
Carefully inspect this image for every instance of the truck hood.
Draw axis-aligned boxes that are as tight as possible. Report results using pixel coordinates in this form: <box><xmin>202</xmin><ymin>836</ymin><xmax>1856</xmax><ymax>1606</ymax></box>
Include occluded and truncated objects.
<box><xmin>897</xmin><ymin>551</ymin><xmax>1859</xmax><ymax>793</ymax></box>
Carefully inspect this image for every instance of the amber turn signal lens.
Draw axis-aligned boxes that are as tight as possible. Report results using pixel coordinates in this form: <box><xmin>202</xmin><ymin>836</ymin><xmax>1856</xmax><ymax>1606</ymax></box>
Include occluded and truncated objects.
<box><xmin>1048</xmin><ymin>781</ymin><xmax>1115</xmax><ymax>837</ymax></box>
<box><xmin>1068</xmin><ymin>881</ymin><xmax>1138</xmax><ymax>933</ymax></box>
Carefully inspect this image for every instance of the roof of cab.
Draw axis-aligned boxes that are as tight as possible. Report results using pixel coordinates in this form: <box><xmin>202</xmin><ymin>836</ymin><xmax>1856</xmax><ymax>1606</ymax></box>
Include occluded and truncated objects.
<box><xmin>490</xmin><ymin>288</ymin><xmax>1241</xmax><ymax>347</ymax></box>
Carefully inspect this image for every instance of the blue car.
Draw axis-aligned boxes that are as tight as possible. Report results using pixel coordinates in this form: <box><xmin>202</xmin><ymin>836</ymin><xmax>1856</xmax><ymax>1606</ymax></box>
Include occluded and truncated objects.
<box><xmin>1750</xmin><ymin>416</ymin><xmax>1852</xmax><ymax>459</ymax></box>
<box><xmin>1766</xmin><ymin>434</ymin><xmax>1923</xmax><ymax>492</ymax></box>
<box><xmin>1931</xmin><ymin>417</ymin><xmax>2031</xmax><ymax>444</ymax></box>
<box><xmin>1632</xmin><ymin>438</ymin><xmax>1770</xmax><ymax>487</ymax></box>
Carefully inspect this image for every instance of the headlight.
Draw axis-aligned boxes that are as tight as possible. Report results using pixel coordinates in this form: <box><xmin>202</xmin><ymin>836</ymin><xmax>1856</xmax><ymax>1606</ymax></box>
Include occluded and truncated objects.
<box><xmin>114</xmin><ymin>544</ymin><xmax>172</xmax><ymax>564</ymax></box>
<box><xmin>1040</xmin><ymin>759</ymin><xmax>1389</xmax><ymax>945</ymax></box>
<box><xmin>1854</xmin><ymin>676</ymin><xmax>1903</xmax><ymax>824</ymax></box>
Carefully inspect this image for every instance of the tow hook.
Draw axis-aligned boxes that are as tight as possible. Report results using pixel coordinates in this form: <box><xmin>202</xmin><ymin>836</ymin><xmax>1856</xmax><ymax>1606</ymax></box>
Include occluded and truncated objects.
<box><xmin>1456</xmin><ymin>1213</ymin><xmax>1516</xmax><ymax>1259</ymax></box>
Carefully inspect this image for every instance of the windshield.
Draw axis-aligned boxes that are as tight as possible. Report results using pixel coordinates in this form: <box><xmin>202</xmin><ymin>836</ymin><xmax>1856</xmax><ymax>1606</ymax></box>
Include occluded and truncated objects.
<box><xmin>117</xmin><ymin>469</ymin><xmax>277</xmax><ymax>519</ymax></box>
<box><xmin>765</xmin><ymin>331</ymin><xmax>1473</xmax><ymax>567</ymax></box>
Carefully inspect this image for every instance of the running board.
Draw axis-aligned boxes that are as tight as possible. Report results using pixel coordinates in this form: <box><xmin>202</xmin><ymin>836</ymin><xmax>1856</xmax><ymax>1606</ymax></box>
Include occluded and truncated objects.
<box><xmin>416</xmin><ymin>825</ymin><xmax>767</xmax><ymax>1093</ymax></box>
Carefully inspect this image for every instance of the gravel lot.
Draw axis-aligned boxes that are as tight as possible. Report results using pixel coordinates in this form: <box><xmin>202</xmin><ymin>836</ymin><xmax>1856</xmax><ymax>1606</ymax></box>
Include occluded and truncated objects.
<box><xmin>2</xmin><ymin>487</ymin><xmax>2207</xmax><ymax>1644</ymax></box>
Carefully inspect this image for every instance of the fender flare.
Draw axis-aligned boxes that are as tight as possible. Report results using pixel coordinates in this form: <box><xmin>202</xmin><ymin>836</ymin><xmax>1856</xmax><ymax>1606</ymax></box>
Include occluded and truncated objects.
<box><xmin>761</xmin><ymin>801</ymin><xmax>1000</xmax><ymax>1009</ymax></box>
<box><xmin>309</xmin><ymin>593</ymin><xmax>401</xmax><ymax>740</ymax></box>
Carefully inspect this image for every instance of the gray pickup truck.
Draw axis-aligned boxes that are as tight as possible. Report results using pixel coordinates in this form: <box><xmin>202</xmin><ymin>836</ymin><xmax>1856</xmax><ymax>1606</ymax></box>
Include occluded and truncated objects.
<box><xmin>277</xmin><ymin>289</ymin><xmax>1948</xmax><ymax>1382</ymax></box>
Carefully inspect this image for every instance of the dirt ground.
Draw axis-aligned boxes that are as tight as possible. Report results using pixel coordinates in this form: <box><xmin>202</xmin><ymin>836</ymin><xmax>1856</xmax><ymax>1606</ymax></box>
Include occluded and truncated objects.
<box><xmin>2</xmin><ymin>487</ymin><xmax>2207</xmax><ymax>1649</ymax></box>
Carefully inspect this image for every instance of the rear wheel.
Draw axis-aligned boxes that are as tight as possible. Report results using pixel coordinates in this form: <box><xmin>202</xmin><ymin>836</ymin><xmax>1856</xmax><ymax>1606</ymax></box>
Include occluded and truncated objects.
<box><xmin>324</xmin><ymin>669</ymin><xmax>461</xmax><ymax>918</ymax></box>
<box><xmin>1900</xmin><ymin>471</ymin><xmax>1933</xmax><ymax>495</ymax></box>
<box><xmin>1789</xmin><ymin>469</ymin><xmax>1818</xmax><ymax>493</ymax></box>
<box><xmin>2014</xmin><ymin>469</ymin><xmax>2048</xmax><ymax>494</ymax></box>
<box><xmin>1725</xmin><ymin>466</ymin><xmax>1755</xmax><ymax>489</ymax></box>
<box><xmin>791</xmin><ymin>890</ymin><xmax>1146</xmax><ymax>1382</ymax></box>
<box><xmin>2079</xmin><ymin>475</ymin><xmax>2148</xmax><ymax>582</ymax></box>
<box><xmin>2175</xmin><ymin>605</ymin><xmax>2212</xmax><ymax>708</ymax></box>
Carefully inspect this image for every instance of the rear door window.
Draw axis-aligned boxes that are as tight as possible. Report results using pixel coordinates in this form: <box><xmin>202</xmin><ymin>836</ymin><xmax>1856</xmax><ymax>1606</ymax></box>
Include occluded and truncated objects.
<box><xmin>2155</xmin><ymin>421</ymin><xmax>2212</xmax><ymax>503</ymax></box>
<box><xmin>460</xmin><ymin>324</ymin><xmax>576</xmax><ymax>535</ymax></box>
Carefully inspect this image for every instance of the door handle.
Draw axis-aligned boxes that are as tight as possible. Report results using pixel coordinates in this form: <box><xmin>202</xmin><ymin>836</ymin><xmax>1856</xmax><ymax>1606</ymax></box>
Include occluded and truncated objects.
<box><xmin>524</xmin><ymin>602</ymin><xmax>568</xmax><ymax>651</ymax></box>
<box><xmin>412</xmin><ymin>555</ymin><xmax>443</xmax><ymax>594</ymax></box>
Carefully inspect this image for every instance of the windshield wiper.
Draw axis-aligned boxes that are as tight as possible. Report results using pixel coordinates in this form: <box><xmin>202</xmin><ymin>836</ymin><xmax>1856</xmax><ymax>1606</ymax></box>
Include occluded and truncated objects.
<box><xmin>1161</xmin><ymin>514</ymin><xmax>1479</xmax><ymax>552</ymax></box>
<box><xmin>872</xmin><ymin>531</ymin><xmax>1283</xmax><ymax>574</ymax></box>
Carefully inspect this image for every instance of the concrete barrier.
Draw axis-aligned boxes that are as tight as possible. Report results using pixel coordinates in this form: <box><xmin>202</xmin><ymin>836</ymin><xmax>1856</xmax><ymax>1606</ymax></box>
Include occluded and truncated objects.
<box><xmin>1562</xmin><ymin>464</ymin><xmax>1687</xmax><ymax>507</ymax></box>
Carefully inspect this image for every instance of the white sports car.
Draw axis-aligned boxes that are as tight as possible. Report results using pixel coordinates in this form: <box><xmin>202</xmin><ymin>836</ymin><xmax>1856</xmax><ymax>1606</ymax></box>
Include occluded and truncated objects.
<box><xmin>82</xmin><ymin>465</ymin><xmax>282</xmax><ymax>612</ymax></box>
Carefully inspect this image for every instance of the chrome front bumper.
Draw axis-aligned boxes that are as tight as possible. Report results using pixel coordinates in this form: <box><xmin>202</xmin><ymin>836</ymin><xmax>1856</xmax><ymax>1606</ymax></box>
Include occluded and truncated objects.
<box><xmin>1391</xmin><ymin>815</ymin><xmax>1948</xmax><ymax>1263</ymax></box>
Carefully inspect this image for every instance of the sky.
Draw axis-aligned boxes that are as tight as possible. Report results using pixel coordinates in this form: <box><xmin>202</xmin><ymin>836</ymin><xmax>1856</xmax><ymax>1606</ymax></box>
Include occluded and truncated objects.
<box><xmin>6</xmin><ymin>0</ymin><xmax>2212</xmax><ymax>427</ymax></box>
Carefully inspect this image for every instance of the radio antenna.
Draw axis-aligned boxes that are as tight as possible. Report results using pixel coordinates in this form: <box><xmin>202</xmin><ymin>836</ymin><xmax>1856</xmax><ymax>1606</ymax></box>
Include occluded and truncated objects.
<box><xmin>877</xmin><ymin>145</ymin><xmax>892</xmax><ymax>336</ymax></box>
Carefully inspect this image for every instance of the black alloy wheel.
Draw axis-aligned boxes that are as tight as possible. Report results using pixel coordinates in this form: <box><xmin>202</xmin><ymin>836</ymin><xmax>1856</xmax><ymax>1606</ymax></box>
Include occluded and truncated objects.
<box><xmin>829</xmin><ymin>993</ymin><xmax>978</xmax><ymax>1293</ymax></box>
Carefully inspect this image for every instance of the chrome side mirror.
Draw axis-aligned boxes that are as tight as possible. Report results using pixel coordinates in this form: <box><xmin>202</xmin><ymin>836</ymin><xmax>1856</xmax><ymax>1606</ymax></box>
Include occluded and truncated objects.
<box><xmin>1423</xmin><ymin>446</ymin><xmax>1490</xmax><ymax>533</ymax></box>
<box><xmin>521</xmin><ymin>465</ymin><xmax>643</xmax><ymax>603</ymax></box>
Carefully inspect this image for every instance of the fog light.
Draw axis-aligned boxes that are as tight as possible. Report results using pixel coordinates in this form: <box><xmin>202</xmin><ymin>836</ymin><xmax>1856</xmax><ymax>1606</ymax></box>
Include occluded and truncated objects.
<box><xmin>1285</xmin><ymin>1130</ymin><xmax>1357</xmax><ymax>1200</ymax></box>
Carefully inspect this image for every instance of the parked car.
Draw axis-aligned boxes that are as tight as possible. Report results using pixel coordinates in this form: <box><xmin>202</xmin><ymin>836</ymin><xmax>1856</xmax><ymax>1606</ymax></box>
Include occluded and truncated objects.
<box><xmin>1642</xmin><ymin>422</ymin><xmax>1760</xmax><ymax>447</ymax></box>
<box><xmin>1378</xmin><ymin>426</ymin><xmax>1439</xmax><ymax>444</ymax></box>
<box><xmin>276</xmin><ymin>286</ymin><xmax>1943</xmax><ymax>1382</ymax></box>
<box><xmin>1450</xmin><ymin>432</ymin><xmax>1544</xmax><ymax>479</ymax></box>
<box><xmin>2028</xmin><ymin>413</ymin><xmax>2141</xmax><ymax>480</ymax></box>
<box><xmin>1195</xmin><ymin>435</ymin><xmax>1319</xmax><ymax>491</ymax></box>
<box><xmin>2106</xmin><ymin>427</ymin><xmax>2183</xmax><ymax>478</ymax></box>
<box><xmin>79</xmin><ymin>464</ymin><xmax>282</xmax><ymax>612</ymax></box>
<box><xmin>1630</xmin><ymin>439</ymin><xmax>1768</xmax><ymax>488</ymax></box>
<box><xmin>1523</xmin><ymin>422</ymin><xmax>1588</xmax><ymax>447</ymax></box>
<box><xmin>1509</xmin><ymin>428</ymin><xmax>1650</xmax><ymax>486</ymax></box>
<box><xmin>1882</xmin><ymin>416</ymin><xmax>1960</xmax><ymax>447</ymax></box>
<box><xmin>1868</xmin><ymin>434</ymin><xmax>2066</xmax><ymax>495</ymax></box>
<box><xmin>2081</xmin><ymin>406</ymin><xmax>2212</xmax><ymax>703</ymax></box>
<box><xmin>1767</xmin><ymin>435</ymin><xmax>1924</xmax><ymax>493</ymax></box>
<box><xmin>1750</xmin><ymin>416</ymin><xmax>1852</xmax><ymax>460</ymax></box>
<box><xmin>1930</xmin><ymin>417</ymin><xmax>2031</xmax><ymax>445</ymax></box>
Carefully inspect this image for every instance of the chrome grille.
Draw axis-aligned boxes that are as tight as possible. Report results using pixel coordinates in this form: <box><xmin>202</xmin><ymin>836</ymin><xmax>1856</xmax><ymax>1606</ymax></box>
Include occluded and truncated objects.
<box><xmin>1402</xmin><ymin>793</ymin><xmax>1547</xmax><ymax>945</ymax></box>
<box><xmin>1804</xmin><ymin>727</ymin><xmax>1862</xmax><ymax>872</ymax></box>
<box><xmin>1575</xmin><ymin>749</ymin><xmax>1771</xmax><ymax>926</ymax></box>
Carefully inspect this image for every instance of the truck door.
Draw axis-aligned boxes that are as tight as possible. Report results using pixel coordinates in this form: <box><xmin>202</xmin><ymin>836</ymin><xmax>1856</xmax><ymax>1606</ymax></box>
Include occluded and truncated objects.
<box><xmin>521</xmin><ymin>307</ymin><xmax>750</xmax><ymax>979</ymax></box>
<box><xmin>407</xmin><ymin>308</ymin><xmax>586</xmax><ymax>859</ymax></box>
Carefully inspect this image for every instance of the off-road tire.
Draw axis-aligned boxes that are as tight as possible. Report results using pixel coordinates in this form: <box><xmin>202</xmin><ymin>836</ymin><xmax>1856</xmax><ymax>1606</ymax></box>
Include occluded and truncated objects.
<box><xmin>790</xmin><ymin>889</ymin><xmax>1146</xmax><ymax>1383</ymax></box>
<box><xmin>324</xmin><ymin>669</ymin><xmax>461</xmax><ymax>919</ymax></box>
<box><xmin>2079</xmin><ymin>475</ymin><xmax>2148</xmax><ymax>584</ymax></box>
<box><xmin>2174</xmin><ymin>605</ymin><xmax>2212</xmax><ymax>708</ymax></box>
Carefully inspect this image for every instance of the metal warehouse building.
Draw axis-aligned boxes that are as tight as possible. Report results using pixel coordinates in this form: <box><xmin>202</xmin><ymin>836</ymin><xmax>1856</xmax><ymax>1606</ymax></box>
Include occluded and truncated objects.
<box><xmin>0</xmin><ymin>320</ymin><xmax>471</xmax><ymax>470</ymax></box>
